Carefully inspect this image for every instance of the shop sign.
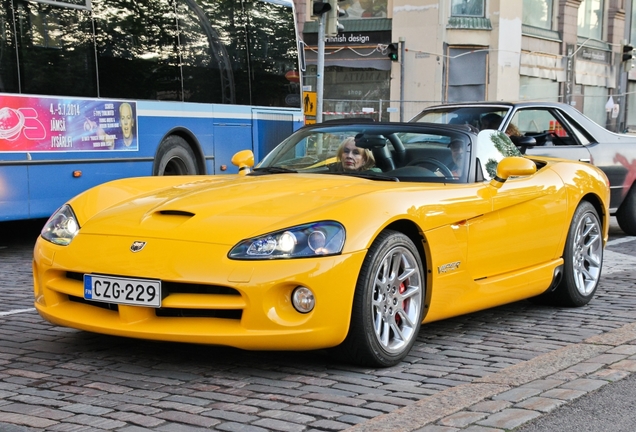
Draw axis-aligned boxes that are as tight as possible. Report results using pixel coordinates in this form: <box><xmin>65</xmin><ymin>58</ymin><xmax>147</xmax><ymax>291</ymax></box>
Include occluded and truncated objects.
<box><xmin>303</xmin><ymin>31</ymin><xmax>391</xmax><ymax>46</ymax></box>
<box><xmin>577</xmin><ymin>47</ymin><xmax>611</xmax><ymax>63</ymax></box>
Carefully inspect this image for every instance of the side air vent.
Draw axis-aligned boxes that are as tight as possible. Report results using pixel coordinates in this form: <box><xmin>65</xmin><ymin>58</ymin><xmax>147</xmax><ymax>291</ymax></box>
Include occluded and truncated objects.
<box><xmin>159</xmin><ymin>210</ymin><xmax>195</xmax><ymax>217</ymax></box>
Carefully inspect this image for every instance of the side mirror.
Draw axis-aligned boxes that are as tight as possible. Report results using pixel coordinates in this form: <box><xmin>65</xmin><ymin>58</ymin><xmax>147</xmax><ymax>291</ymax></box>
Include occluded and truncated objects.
<box><xmin>231</xmin><ymin>150</ymin><xmax>254</xmax><ymax>175</ymax></box>
<box><xmin>489</xmin><ymin>157</ymin><xmax>536</xmax><ymax>189</ymax></box>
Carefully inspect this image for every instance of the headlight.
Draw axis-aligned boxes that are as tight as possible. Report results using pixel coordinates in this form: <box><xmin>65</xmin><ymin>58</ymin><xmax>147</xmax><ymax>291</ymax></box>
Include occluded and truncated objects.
<box><xmin>41</xmin><ymin>204</ymin><xmax>80</xmax><ymax>246</ymax></box>
<box><xmin>229</xmin><ymin>221</ymin><xmax>345</xmax><ymax>259</ymax></box>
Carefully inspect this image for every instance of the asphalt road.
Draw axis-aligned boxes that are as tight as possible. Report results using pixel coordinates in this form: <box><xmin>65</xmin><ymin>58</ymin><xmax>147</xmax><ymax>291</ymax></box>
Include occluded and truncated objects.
<box><xmin>518</xmin><ymin>372</ymin><xmax>636</xmax><ymax>432</ymax></box>
<box><xmin>0</xmin><ymin>217</ymin><xmax>635</xmax><ymax>431</ymax></box>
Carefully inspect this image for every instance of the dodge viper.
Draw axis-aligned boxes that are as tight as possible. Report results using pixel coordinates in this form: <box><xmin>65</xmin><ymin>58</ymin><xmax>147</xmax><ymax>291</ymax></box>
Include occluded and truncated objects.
<box><xmin>33</xmin><ymin>122</ymin><xmax>610</xmax><ymax>367</ymax></box>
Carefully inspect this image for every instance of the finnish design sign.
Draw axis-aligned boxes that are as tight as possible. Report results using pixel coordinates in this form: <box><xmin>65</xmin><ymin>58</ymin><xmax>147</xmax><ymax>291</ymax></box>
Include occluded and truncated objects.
<box><xmin>304</xmin><ymin>31</ymin><xmax>391</xmax><ymax>46</ymax></box>
<box><xmin>0</xmin><ymin>94</ymin><xmax>138</xmax><ymax>152</ymax></box>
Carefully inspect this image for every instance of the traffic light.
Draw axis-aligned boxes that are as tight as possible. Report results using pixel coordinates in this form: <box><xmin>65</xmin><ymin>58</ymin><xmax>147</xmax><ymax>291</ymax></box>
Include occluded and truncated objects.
<box><xmin>387</xmin><ymin>43</ymin><xmax>398</xmax><ymax>62</ymax></box>
<box><xmin>622</xmin><ymin>44</ymin><xmax>634</xmax><ymax>62</ymax></box>
<box><xmin>311</xmin><ymin>0</ymin><xmax>331</xmax><ymax>18</ymax></box>
<box><xmin>325</xmin><ymin>0</ymin><xmax>344</xmax><ymax>37</ymax></box>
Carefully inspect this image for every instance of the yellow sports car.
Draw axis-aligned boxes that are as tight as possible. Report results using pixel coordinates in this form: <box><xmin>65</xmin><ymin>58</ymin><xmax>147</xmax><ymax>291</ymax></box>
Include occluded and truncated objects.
<box><xmin>33</xmin><ymin>123</ymin><xmax>610</xmax><ymax>367</ymax></box>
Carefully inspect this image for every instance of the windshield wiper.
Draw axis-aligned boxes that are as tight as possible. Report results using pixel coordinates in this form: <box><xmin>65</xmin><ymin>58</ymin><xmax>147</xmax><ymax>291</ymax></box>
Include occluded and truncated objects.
<box><xmin>250</xmin><ymin>167</ymin><xmax>298</xmax><ymax>175</ymax></box>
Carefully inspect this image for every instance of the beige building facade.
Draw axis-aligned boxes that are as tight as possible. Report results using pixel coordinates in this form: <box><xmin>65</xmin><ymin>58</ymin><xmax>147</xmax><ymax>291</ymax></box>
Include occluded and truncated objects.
<box><xmin>299</xmin><ymin>0</ymin><xmax>636</xmax><ymax>131</ymax></box>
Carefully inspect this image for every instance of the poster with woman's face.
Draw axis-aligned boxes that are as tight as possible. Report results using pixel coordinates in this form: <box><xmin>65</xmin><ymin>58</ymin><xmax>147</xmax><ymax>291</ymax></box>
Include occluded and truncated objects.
<box><xmin>0</xmin><ymin>94</ymin><xmax>138</xmax><ymax>152</ymax></box>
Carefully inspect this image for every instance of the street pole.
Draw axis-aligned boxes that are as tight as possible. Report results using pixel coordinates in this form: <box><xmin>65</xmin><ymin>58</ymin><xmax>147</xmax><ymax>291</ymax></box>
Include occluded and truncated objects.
<box><xmin>399</xmin><ymin>37</ymin><xmax>405</xmax><ymax>122</ymax></box>
<box><xmin>316</xmin><ymin>14</ymin><xmax>326</xmax><ymax>123</ymax></box>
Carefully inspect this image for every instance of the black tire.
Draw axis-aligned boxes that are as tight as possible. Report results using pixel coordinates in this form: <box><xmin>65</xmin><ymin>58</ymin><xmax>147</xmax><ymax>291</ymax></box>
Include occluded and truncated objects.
<box><xmin>154</xmin><ymin>136</ymin><xmax>198</xmax><ymax>176</ymax></box>
<box><xmin>551</xmin><ymin>201</ymin><xmax>603</xmax><ymax>307</ymax></box>
<box><xmin>616</xmin><ymin>185</ymin><xmax>636</xmax><ymax>236</ymax></box>
<box><xmin>334</xmin><ymin>230</ymin><xmax>425</xmax><ymax>367</ymax></box>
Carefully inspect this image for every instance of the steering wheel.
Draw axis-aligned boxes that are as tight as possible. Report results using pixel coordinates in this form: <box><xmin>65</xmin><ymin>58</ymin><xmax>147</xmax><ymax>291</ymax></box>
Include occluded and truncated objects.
<box><xmin>529</xmin><ymin>131</ymin><xmax>567</xmax><ymax>146</ymax></box>
<box><xmin>406</xmin><ymin>158</ymin><xmax>454</xmax><ymax>178</ymax></box>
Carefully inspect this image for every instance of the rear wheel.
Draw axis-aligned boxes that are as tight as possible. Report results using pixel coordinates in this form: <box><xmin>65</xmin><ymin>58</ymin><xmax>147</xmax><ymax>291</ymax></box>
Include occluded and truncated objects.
<box><xmin>553</xmin><ymin>201</ymin><xmax>603</xmax><ymax>307</ymax></box>
<box><xmin>154</xmin><ymin>136</ymin><xmax>198</xmax><ymax>176</ymax></box>
<box><xmin>334</xmin><ymin>230</ymin><xmax>424</xmax><ymax>367</ymax></box>
<box><xmin>616</xmin><ymin>185</ymin><xmax>636</xmax><ymax>236</ymax></box>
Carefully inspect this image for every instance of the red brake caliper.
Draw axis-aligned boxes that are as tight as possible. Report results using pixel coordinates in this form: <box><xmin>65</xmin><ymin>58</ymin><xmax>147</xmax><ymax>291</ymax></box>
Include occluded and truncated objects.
<box><xmin>395</xmin><ymin>281</ymin><xmax>407</xmax><ymax>326</ymax></box>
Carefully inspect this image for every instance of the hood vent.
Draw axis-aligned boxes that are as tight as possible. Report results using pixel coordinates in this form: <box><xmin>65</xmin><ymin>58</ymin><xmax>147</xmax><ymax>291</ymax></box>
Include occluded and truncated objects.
<box><xmin>158</xmin><ymin>210</ymin><xmax>195</xmax><ymax>217</ymax></box>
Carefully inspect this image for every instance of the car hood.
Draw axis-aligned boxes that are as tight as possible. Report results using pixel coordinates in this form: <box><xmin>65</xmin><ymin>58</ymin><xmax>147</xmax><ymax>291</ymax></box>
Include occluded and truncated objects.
<box><xmin>76</xmin><ymin>174</ymin><xmax>411</xmax><ymax>245</ymax></box>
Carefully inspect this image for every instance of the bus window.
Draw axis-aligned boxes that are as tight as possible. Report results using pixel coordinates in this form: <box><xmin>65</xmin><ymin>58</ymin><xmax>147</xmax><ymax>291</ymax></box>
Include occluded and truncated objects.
<box><xmin>14</xmin><ymin>0</ymin><xmax>97</xmax><ymax>97</ymax></box>
<box><xmin>247</xmin><ymin>0</ymin><xmax>299</xmax><ymax>107</ymax></box>
<box><xmin>0</xmin><ymin>4</ymin><xmax>19</xmax><ymax>93</ymax></box>
<box><xmin>176</xmin><ymin>0</ymin><xmax>226</xmax><ymax>104</ymax></box>
<box><xmin>93</xmin><ymin>0</ymin><xmax>181</xmax><ymax>100</ymax></box>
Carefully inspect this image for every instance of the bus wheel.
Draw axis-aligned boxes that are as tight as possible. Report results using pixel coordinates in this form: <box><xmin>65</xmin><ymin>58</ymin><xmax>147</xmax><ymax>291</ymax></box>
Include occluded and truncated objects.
<box><xmin>154</xmin><ymin>136</ymin><xmax>198</xmax><ymax>176</ymax></box>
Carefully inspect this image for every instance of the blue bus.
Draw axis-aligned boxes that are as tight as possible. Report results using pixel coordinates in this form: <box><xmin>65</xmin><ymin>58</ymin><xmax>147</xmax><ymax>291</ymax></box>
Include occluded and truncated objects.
<box><xmin>0</xmin><ymin>0</ymin><xmax>303</xmax><ymax>221</ymax></box>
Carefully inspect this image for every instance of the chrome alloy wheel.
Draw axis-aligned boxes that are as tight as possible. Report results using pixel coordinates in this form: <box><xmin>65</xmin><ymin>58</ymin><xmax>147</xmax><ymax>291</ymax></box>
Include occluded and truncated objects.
<box><xmin>371</xmin><ymin>246</ymin><xmax>422</xmax><ymax>353</ymax></box>
<box><xmin>571</xmin><ymin>211</ymin><xmax>603</xmax><ymax>296</ymax></box>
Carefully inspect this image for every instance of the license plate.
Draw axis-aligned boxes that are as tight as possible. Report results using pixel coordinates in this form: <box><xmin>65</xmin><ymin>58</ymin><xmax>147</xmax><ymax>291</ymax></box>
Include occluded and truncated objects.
<box><xmin>84</xmin><ymin>274</ymin><xmax>161</xmax><ymax>308</ymax></box>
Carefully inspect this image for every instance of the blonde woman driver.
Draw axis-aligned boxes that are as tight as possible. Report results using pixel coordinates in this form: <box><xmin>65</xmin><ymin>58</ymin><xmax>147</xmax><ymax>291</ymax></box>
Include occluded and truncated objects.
<box><xmin>335</xmin><ymin>137</ymin><xmax>377</xmax><ymax>171</ymax></box>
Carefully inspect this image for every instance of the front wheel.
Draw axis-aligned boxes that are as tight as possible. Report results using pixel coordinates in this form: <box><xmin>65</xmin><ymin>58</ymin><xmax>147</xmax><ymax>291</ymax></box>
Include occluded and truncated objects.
<box><xmin>553</xmin><ymin>201</ymin><xmax>603</xmax><ymax>307</ymax></box>
<box><xmin>334</xmin><ymin>230</ymin><xmax>425</xmax><ymax>367</ymax></box>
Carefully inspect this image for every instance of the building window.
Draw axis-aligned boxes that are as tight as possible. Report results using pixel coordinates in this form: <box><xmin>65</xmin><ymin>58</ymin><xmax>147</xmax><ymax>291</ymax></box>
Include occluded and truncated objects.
<box><xmin>451</xmin><ymin>0</ymin><xmax>484</xmax><ymax>17</ymax></box>
<box><xmin>578</xmin><ymin>0</ymin><xmax>603</xmax><ymax>40</ymax></box>
<box><xmin>581</xmin><ymin>85</ymin><xmax>607</xmax><ymax>126</ymax></box>
<box><xmin>446</xmin><ymin>47</ymin><xmax>487</xmax><ymax>102</ymax></box>
<box><xmin>523</xmin><ymin>0</ymin><xmax>552</xmax><ymax>29</ymax></box>
<box><xmin>519</xmin><ymin>76</ymin><xmax>559</xmax><ymax>102</ymax></box>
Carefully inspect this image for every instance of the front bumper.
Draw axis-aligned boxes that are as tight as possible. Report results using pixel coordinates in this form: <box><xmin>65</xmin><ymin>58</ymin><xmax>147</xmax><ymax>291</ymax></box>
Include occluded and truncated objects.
<box><xmin>33</xmin><ymin>233</ymin><xmax>366</xmax><ymax>350</ymax></box>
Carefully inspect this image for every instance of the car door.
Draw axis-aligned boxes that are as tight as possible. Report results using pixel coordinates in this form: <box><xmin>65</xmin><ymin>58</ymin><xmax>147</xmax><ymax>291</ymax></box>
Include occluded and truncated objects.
<box><xmin>465</xmin><ymin>130</ymin><xmax>568</xmax><ymax>281</ymax></box>
<box><xmin>425</xmin><ymin>131</ymin><xmax>569</xmax><ymax>321</ymax></box>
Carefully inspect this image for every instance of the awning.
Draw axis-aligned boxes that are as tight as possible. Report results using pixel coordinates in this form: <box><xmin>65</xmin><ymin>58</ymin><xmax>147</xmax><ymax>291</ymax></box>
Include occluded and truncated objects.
<box><xmin>519</xmin><ymin>52</ymin><xmax>566</xmax><ymax>82</ymax></box>
<box><xmin>575</xmin><ymin>60</ymin><xmax>616</xmax><ymax>88</ymax></box>
<box><xmin>304</xmin><ymin>46</ymin><xmax>392</xmax><ymax>70</ymax></box>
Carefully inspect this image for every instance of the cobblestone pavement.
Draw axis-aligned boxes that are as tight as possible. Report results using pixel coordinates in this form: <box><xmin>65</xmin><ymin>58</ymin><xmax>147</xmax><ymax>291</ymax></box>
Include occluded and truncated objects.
<box><xmin>0</xmin><ymin>218</ymin><xmax>635</xmax><ymax>431</ymax></box>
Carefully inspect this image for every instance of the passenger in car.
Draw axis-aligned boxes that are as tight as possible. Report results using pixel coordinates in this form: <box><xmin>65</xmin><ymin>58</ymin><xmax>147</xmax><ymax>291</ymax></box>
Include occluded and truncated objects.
<box><xmin>448</xmin><ymin>139</ymin><xmax>465</xmax><ymax>177</ymax></box>
<box><xmin>505</xmin><ymin>123</ymin><xmax>522</xmax><ymax>137</ymax></box>
<box><xmin>481</xmin><ymin>113</ymin><xmax>503</xmax><ymax>130</ymax></box>
<box><xmin>334</xmin><ymin>137</ymin><xmax>378</xmax><ymax>172</ymax></box>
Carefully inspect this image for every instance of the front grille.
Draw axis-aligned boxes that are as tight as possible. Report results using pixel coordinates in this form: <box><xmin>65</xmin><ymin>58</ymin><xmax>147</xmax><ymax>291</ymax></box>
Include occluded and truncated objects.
<box><xmin>69</xmin><ymin>295</ymin><xmax>119</xmax><ymax>311</ymax></box>
<box><xmin>155</xmin><ymin>308</ymin><xmax>242</xmax><ymax>319</ymax></box>
<box><xmin>163</xmin><ymin>281</ymin><xmax>240</xmax><ymax>296</ymax></box>
<box><xmin>66</xmin><ymin>272</ymin><xmax>243</xmax><ymax>319</ymax></box>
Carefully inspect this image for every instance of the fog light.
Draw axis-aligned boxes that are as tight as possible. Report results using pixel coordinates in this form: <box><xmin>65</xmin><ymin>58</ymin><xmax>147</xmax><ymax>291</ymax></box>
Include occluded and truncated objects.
<box><xmin>292</xmin><ymin>286</ymin><xmax>315</xmax><ymax>313</ymax></box>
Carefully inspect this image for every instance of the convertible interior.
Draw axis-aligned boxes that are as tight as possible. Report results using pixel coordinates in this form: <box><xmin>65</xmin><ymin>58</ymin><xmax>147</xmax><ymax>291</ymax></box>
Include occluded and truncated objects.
<box><xmin>258</xmin><ymin>124</ymin><xmax>525</xmax><ymax>184</ymax></box>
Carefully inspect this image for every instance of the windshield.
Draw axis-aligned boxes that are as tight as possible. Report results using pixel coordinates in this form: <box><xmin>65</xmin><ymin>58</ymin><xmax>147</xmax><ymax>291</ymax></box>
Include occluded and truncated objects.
<box><xmin>256</xmin><ymin>125</ymin><xmax>473</xmax><ymax>183</ymax></box>
<box><xmin>411</xmin><ymin>106</ymin><xmax>512</xmax><ymax>132</ymax></box>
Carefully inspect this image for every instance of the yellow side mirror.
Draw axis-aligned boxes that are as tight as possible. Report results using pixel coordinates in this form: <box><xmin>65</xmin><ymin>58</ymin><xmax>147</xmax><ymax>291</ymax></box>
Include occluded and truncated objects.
<box><xmin>231</xmin><ymin>150</ymin><xmax>255</xmax><ymax>176</ymax></box>
<box><xmin>490</xmin><ymin>157</ymin><xmax>536</xmax><ymax>189</ymax></box>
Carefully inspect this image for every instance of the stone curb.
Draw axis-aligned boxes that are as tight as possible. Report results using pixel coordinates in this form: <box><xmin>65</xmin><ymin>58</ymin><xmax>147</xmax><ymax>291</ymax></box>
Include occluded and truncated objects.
<box><xmin>346</xmin><ymin>319</ymin><xmax>636</xmax><ymax>431</ymax></box>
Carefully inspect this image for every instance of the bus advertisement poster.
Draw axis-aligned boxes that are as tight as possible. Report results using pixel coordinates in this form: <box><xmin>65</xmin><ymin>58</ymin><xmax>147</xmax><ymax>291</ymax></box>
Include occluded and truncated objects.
<box><xmin>0</xmin><ymin>94</ymin><xmax>138</xmax><ymax>152</ymax></box>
